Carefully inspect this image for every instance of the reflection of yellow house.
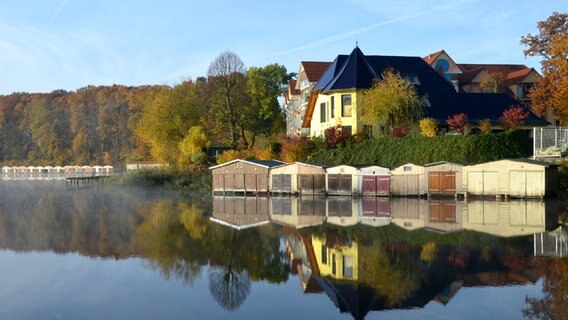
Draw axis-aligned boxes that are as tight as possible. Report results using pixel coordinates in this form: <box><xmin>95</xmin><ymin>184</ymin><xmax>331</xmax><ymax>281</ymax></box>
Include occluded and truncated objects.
<box><xmin>463</xmin><ymin>200</ymin><xmax>546</xmax><ymax>237</ymax></box>
<box><xmin>311</xmin><ymin>235</ymin><xmax>359</xmax><ymax>281</ymax></box>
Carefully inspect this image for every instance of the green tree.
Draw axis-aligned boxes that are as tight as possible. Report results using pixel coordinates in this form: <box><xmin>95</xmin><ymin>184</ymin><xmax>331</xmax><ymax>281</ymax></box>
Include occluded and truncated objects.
<box><xmin>178</xmin><ymin>126</ymin><xmax>210</xmax><ymax>165</ymax></box>
<box><xmin>360</xmin><ymin>69</ymin><xmax>424</xmax><ymax>134</ymax></box>
<box><xmin>244</xmin><ymin>64</ymin><xmax>288</xmax><ymax>146</ymax></box>
<box><xmin>521</xmin><ymin>12</ymin><xmax>568</xmax><ymax>122</ymax></box>
<box><xmin>136</xmin><ymin>81</ymin><xmax>206</xmax><ymax>165</ymax></box>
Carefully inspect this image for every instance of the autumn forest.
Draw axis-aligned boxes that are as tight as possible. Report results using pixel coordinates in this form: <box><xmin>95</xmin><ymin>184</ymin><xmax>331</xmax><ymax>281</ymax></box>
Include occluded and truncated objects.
<box><xmin>0</xmin><ymin>51</ymin><xmax>290</xmax><ymax>167</ymax></box>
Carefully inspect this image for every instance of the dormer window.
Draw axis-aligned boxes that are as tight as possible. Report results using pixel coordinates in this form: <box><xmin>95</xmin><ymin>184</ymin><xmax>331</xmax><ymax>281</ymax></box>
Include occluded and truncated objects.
<box><xmin>402</xmin><ymin>74</ymin><xmax>420</xmax><ymax>85</ymax></box>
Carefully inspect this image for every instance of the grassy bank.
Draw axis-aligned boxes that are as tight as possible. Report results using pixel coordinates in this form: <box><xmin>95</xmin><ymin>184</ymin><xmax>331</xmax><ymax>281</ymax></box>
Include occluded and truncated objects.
<box><xmin>107</xmin><ymin>165</ymin><xmax>211</xmax><ymax>190</ymax></box>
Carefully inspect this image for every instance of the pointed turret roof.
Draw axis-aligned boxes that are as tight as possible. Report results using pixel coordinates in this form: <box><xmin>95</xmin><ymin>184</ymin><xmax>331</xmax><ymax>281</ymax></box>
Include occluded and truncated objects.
<box><xmin>316</xmin><ymin>47</ymin><xmax>379</xmax><ymax>93</ymax></box>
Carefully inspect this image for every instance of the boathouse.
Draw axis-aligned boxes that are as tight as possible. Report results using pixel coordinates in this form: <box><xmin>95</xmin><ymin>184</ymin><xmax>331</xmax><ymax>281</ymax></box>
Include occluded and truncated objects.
<box><xmin>358</xmin><ymin>165</ymin><xmax>391</xmax><ymax>196</ymax></box>
<box><xmin>269</xmin><ymin>162</ymin><xmax>327</xmax><ymax>195</ymax></box>
<box><xmin>210</xmin><ymin>159</ymin><xmax>286</xmax><ymax>195</ymax></box>
<box><xmin>424</xmin><ymin>161</ymin><xmax>465</xmax><ymax>197</ymax></box>
<box><xmin>462</xmin><ymin>159</ymin><xmax>558</xmax><ymax>198</ymax></box>
<box><xmin>390</xmin><ymin>163</ymin><xmax>426</xmax><ymax>196</ymax></box>
<box><xmin>326</xmin><ymin>165</ymin><xmax>358</xmax><ymax>196</ymax></box>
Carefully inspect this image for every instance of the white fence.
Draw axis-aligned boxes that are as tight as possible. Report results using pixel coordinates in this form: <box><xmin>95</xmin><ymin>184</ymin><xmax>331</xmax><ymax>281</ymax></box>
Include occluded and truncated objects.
<box><xmin>533</xmin><ymin>127</ymin><xmax>568</xmax><ymax>158</ymax></box>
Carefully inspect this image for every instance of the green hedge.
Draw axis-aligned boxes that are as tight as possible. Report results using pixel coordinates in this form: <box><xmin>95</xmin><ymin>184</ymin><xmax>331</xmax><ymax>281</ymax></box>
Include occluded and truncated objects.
<box><xmin>307</xmin><ymin>132</ymin><xmax>532</xmax><ymax>167</ymax></box>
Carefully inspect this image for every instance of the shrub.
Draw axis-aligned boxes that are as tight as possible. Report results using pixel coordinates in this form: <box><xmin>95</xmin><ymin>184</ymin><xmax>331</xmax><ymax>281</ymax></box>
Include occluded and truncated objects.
<box><xmin>216</xmin><ymin>149</ymin><xmax>255</xmax><ymax>164</ymax></box>
<box><xmin>308</xmin><ymin>132</ymin><xmax>531</xmax><ymax>167</ymax></box>
<box><xmin>479</xmin><ymin>119</ymin><xmax>492</xmax><ymax>135</ymax></box>
<box><xmin>446</xmin><ymin>113</ymin><xmax>469</xmax><ymax>134</ymax></box>
<box><xmin>324</xmin><ymin>125</ymin><xmax>352</xmax><ymax>149</ymax></box>
<box><xmin>388</xmin><ymin>126</ymin><xmax>410</xmax><ymax>138</ymax></box>
<box><xmin>500</xmin><ymin>105</ymin><xmax>529</xmax><ymax>131</ymax></box>
<box><xmin>279</xmin><ymin>137</ymin><xmax>312</xmax><ymax>163</ymax></box>
<box><xmin>419</xmin><ymin>118</ymin><xmax>438</xmax><ymax>137</ymax></box>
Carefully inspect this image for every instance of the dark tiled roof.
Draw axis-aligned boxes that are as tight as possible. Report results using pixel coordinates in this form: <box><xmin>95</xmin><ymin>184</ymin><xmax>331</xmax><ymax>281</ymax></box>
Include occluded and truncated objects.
<box><xmin>302</xmin><ymin>61</ymin><xmax>332</xmax><ymax>82</ymax></box>
<box><xmin>320</xmin><ymin>47</ymin><xmax>378</xmax><ymax>93</ymax></box>
<box><xmin>457</xmin><ymin>63</ymin><xmax>529</xmax><ymax>74</ymax></box>
<box><xmin>424</xmin><ymin>93</ymin><xmax>547</xmax><ymax>125</ymax></box>
<box><xmin>288</xmin><ymin>79</ymin><xmax>301</xmax><ymax>95</ymax></box>
<box><xmin>312</xmin><ymin>55</ymin><xmax>349</xmax><ymax>91</ymax></box>
<box><xmin>458</xmin><ymin>68</ymin><xmax>485</xmax><ymax>84</ymax></box>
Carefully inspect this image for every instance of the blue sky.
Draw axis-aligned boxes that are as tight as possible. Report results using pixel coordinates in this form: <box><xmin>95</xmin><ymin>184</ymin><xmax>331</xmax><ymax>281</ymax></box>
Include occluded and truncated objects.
<box><xmin>0</xmin><ymin>0</ymin><xmax>566</xmax><ymax>95</ymax></box>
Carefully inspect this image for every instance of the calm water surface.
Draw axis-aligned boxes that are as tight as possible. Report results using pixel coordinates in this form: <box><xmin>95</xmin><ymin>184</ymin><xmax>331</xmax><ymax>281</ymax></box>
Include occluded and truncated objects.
<box><xmin>0</xmin><ymin>182</ymin><xmax>566</xmax><ymax>319</ymax></box>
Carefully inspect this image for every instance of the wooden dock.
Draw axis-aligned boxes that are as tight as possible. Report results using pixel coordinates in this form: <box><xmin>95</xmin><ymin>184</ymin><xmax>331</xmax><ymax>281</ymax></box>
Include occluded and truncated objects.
<box><xmin>65</xmin><ymin>176</ymin><xmax>109</xmax><ymax>186</ymax></box>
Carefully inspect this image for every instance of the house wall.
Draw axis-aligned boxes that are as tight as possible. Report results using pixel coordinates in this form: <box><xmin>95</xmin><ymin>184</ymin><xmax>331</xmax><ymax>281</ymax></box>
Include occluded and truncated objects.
<box><xmin>310</xmin><ymin>90</ymin><xmax>360</xmax><ymax>138</ymax></box>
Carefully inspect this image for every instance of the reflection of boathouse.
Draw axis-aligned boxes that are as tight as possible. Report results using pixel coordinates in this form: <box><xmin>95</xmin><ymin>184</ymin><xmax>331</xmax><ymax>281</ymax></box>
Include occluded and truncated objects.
<box><xmin>211</xmin><ymin>196</ymin><xmax>270</xmax><ymax>230</ymax></box>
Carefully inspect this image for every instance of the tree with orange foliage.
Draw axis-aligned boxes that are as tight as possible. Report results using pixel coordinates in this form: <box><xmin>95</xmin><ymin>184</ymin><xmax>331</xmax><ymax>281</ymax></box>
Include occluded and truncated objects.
<box><xmin>521</xmin><ymin>12</ymin><xmax>568</xmax><ymax>123</ymax></box>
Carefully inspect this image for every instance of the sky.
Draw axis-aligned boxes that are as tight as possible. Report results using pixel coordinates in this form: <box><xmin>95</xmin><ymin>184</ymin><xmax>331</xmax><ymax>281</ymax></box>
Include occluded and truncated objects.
<box><xmin>0</xmin><ymin>0</ymin><xmax>566</xmax><ymax>95</ymax></box>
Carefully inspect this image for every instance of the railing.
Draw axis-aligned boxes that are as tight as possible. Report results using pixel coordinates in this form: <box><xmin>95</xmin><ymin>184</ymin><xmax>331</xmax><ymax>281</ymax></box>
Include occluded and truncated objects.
<box><xmin>533</xmin><ymin>127</ymin><xmax>568</xmax><ymax>158</ymax></box>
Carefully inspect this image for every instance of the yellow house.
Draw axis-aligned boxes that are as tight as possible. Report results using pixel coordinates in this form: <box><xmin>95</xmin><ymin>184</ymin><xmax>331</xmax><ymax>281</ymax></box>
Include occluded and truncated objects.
<box><xmin>301</xmin><ymin>47</ymin><xmax>548</xmax><ymax>138</ymax></box>
<box><xmin>311</xmin><ymin>234</ymin><xmax>359</xmax><ymax>281</ymax></box>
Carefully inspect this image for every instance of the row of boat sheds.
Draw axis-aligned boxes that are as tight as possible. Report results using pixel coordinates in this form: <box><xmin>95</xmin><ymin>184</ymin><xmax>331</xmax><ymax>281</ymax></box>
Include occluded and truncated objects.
<box><xmin>2</xmin><ymin>165</ymin><xmax>114</xmax><ymax>174</ymax></box>
<box><xmin>210</xmin><ymin>158</ymin><xmax>559</xmax><ymax>199</ymax></box>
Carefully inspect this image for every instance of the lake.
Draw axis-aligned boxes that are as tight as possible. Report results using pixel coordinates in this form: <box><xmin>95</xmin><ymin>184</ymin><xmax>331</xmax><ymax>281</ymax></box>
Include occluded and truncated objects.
<box><xmin>0</xmin><ymin>181</ymin><xmax>565</xmax><ymax>319</ymax></box>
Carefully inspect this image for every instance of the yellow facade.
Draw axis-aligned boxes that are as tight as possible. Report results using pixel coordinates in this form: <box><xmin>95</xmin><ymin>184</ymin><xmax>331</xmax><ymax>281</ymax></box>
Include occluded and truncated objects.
<box><xmin>310</xmin><ymin>90</ymin><xmax>364</xmax><ymax>138</ymax></box>
<box><xmin>311</xmin><ymin>235</ymin><xmax>359</xmax><ymax>280</ymax></box>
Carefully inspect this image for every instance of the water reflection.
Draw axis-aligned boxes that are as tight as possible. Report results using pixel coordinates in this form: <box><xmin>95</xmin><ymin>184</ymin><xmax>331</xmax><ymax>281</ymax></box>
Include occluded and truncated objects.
<box><xmin>0</xmin><ymin>182</ymin><xmax>567</xmax><ymax>319</ymax></box>
<box><xmin>212</xmin><ymin>196</ymin><xmax>557</xmax><ymax>237</ymax></box>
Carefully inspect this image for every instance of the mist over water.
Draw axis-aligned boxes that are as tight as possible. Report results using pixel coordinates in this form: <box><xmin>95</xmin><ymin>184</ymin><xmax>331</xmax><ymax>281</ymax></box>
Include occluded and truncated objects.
<box><xmin>0</xmin><ymin>182</ymin><xmax>564</xmax><ymax>319</ymax></box>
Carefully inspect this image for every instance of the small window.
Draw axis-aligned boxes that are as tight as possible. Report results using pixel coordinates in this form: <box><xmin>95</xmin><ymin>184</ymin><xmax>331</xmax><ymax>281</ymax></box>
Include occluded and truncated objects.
<box><xmin>331</xmin><ymin>253</ymin><xmax>336</xmax><ymax>275</ymax></box>
<box><xmin>341</xmin><ymin>94</ymin><xmax>352</xmax><ymax>117</ymax></box>
<box><xmin>330</xmin><ymin>96</ymin><xmax>335</xmax><ymax>118</ymax></box>
<box><xmin>402</xmin><ymin>74</ymin><xmax>420</xmax><ymax>85</ymax></box>
<box><xmin>363</xmin><ymin>125</ymin><xmax>373</xmax><ymax>138</ymax></box>
<box><xmin>320</xmin><ymin>102</ymin><xmax>326</xmax><ymax>123</ymax></box>
<box><xmin>343</xmin><ymin>255</ymin><xmax>354</xmax><ymax>278</ymax></box>
<box><xmin>321</xmin><ymin>244</ymin><xmax>327</xmax><ymax>264</ymax></box>
<box><xmin>403</xmin><ymin>166</ymin><xmax>412</xmax><ymax>172</ymax></box>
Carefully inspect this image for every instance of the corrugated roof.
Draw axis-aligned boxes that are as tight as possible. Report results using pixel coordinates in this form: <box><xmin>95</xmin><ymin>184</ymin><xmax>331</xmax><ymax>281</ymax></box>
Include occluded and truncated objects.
<box><xmin>209</xmin><ymin>159</ymin><xmax>287</xmax><ymax>170</ymax></box>
<box><xmin>247</xmin><ymin>159</ymin><xmax>287</xmax><ymax>168</ymax></box>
